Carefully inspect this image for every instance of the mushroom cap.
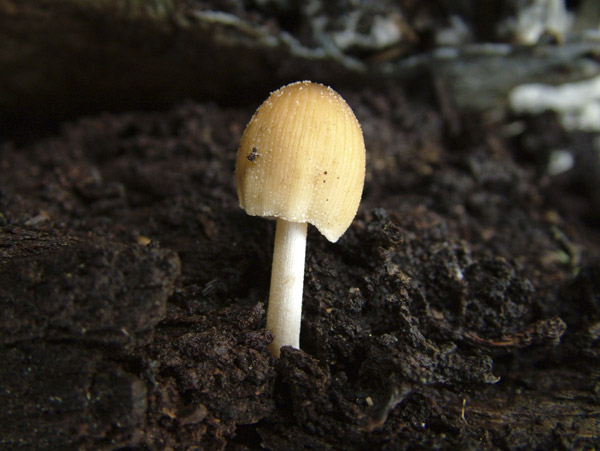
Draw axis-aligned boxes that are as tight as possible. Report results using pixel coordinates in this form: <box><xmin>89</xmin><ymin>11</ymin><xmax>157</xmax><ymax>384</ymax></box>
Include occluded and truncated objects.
<box><xmin>236</xmin><ymin>81</ymin><xmax>366</xmax><ymax>242</ymax></box>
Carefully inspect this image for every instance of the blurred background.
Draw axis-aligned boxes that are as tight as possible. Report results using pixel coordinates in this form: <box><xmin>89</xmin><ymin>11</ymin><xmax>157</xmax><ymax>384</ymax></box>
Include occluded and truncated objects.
<box><xmin>1</xmin><ymin>0</ymin><xmax>599</xmax><ymax>138</ymax></box>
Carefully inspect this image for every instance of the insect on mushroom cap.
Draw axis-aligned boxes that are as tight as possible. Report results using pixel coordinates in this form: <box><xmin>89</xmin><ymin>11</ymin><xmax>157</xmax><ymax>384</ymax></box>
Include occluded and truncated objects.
<box><xmin>236</xmin><ymin>81</ymin><xmax>366</xmax><ymax>242</ymax></box>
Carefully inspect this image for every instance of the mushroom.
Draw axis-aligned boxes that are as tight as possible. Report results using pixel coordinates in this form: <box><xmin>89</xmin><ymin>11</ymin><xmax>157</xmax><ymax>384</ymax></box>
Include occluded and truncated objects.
<box><xmin>236</xmin><ymin>81</ymin><xmax>365</xmax><ymax>357</ymax></box>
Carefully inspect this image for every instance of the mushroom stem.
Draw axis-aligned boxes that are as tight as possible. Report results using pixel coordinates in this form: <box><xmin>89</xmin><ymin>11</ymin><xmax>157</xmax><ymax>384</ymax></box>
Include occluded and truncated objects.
<box><xmin>266</xmin><ymin>218</ymin><xmax>308</xmax><ymax>357</ymax></box>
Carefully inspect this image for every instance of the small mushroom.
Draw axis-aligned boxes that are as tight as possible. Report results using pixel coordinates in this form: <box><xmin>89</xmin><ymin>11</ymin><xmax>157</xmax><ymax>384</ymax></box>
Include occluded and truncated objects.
<box><xmin>236</xmin><ymin>81</ymin><xmax>365</xmax><ymax>356</ymax></box>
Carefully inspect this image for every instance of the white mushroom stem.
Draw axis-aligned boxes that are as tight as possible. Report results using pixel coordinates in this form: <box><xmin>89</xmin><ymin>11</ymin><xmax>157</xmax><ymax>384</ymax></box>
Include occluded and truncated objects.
<box><xmin>266</xmin><ymin>218</ymin><xmax>308</xmax><ymax>357</ymax></box>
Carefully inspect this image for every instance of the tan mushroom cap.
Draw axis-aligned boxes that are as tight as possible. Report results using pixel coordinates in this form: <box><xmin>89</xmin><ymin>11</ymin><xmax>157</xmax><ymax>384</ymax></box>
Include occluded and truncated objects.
<box><xmin>236</xmin><ymin>81</ymin><xmax>366</xmax><ymax>242</ymax></box>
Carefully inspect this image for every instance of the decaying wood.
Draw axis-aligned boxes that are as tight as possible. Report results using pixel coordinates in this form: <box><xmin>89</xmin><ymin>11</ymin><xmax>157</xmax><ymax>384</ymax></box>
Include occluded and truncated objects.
<box><xmin>1</xmin><ymin>1</ymin><xmax>599</xmax><ymax>449</ymax></box>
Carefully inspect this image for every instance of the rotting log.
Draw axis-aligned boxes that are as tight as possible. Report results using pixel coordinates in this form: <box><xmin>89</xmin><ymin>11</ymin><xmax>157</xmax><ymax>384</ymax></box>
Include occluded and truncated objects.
<box><xmin>2</xmin><ymin>1</ymin><xmax>599</xmax><ymax>136</ymax></box>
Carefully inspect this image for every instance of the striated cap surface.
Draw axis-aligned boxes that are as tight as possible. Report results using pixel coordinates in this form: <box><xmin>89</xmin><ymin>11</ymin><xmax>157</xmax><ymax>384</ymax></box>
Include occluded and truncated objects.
<box><xmin>236</xmin><ymin>81</ymin><xmax>365</xmax><ymax>242</ymax></box>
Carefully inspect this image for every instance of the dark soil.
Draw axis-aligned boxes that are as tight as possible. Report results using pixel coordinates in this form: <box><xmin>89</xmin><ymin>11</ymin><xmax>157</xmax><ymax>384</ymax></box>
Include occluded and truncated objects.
<box><xmin>1</xmin><ymin>83</ymin><xmax>599</xmax><ymax>449</ymax></box>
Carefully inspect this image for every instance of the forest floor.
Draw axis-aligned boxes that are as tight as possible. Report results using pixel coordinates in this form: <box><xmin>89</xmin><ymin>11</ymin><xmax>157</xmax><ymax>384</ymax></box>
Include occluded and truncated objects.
<box><xmin>2</xmin><ymin>81</ymin><xmax>599</xmax><ymax>449</ymax></box>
